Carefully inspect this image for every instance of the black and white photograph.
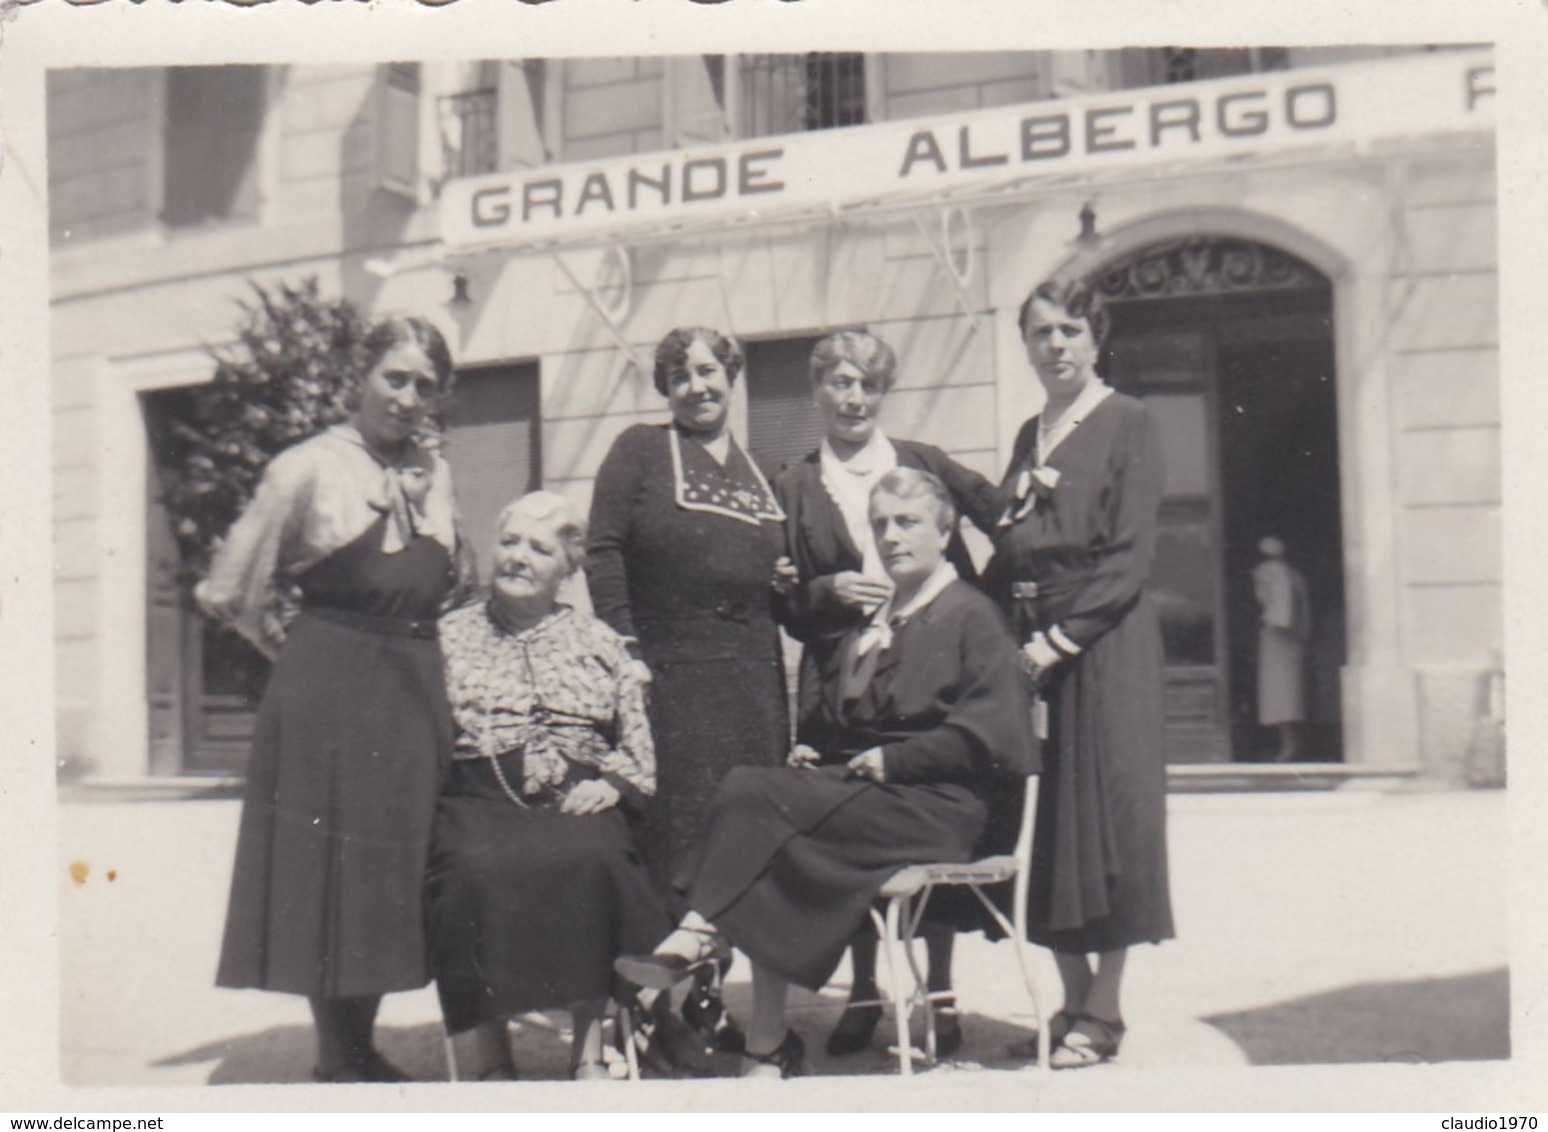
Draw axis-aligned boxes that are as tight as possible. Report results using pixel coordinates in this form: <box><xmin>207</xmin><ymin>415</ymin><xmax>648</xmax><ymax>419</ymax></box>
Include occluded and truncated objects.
<box><xmin>1</xmin><ymin>0</ymin><xmax>1545</xmax><ymax>1115</ymax></box>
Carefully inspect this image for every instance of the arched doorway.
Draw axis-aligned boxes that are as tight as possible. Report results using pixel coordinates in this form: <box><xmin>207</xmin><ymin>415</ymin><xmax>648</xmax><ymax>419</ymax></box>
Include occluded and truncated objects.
<box><xmin>1092</xmin><ymin>236</ymin><xmax>1346</xmax><ymax>763</ymax></box>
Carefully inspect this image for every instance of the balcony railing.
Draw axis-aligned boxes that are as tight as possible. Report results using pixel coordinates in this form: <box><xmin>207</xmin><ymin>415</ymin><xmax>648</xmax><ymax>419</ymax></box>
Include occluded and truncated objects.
<box><xmin>738</xmin><ymin>53</ymin><xmax>867</xmax><ymax>139</ymax></box>
<box><xmin>439</xmin><ymin>88</ymin><xmax>499</xmax><ymax>179</ymax></box>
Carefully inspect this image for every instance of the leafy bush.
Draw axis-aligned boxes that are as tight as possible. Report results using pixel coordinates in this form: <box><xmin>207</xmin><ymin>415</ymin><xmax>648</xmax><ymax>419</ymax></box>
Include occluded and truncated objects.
<box><xmin>154</xmin><ymin>278</ymin><xmax>371</xmax><ymax>591</ymax></box>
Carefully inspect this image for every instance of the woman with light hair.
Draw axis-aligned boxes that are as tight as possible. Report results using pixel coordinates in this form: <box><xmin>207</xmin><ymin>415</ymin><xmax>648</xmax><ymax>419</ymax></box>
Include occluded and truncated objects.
<box><xmin>426</xmin><ymin>491</ymin><xmax>672</xmax><ymax>1081</ymax></box>
<box><xmin>616</xmin><ymin>468</ymin><xmax>1038</xmax><ymax>1079</ymax></box>
<box><xmin>773</xmin><ymin>329</ymin><xmax>1000</xmax><ymax>1059</ymax></box>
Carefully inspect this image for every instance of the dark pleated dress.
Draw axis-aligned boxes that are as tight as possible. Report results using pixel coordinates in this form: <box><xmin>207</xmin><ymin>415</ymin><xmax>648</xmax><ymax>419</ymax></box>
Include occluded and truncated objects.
<box><xmin>682</xmin><ymin>580</ymin><xmax>1038</xmax><ymax>991</ymax></box>
<box><xmin>982</xmin><ymin>393</ymin><xmax>1176</xmax><ymax>954</ymax></box>
<box><xmin>586</xmin><ymin>423</ymin><xmax>789</xmax><ymax>900</ymax></box>
<box><xmin>426</xmin><ymin>761</ymin><xmax>671</xmax><ymax>1033</ymax></box>
<box><xmin>216</xmin><ymin>515</ymin><xmax>455</xmax><ymax>998</ymax></box>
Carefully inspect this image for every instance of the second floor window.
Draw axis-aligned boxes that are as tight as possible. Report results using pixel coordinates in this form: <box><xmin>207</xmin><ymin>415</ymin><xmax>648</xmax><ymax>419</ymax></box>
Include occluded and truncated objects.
<box><xmin>438</xmin><ymin>62</ymin><xmax>500</xmax><ymax>179</ymax></box>
<box><xmin>437</xmin><ymin>60</ymin><xmax>548</xmax><ymax>178</ymax></box>
<box><xmin>738</xmin><ymin>53</ymin><xmax>867</xmax><ymax>138</ymax></box>
<box><xmin>162</xmin><ymin>65</ymin><xmax>266</xmax><ymax>228</ymax></box>
<box><xmin>1118</xmin><ymin>47</ymin><xmax>1291</xmax><ymax>89</ymax></box>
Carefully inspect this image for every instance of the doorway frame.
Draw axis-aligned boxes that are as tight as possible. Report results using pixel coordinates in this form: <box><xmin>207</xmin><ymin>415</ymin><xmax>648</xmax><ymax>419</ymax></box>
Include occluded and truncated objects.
<box><xmin>1041</xmin><ymin>206</ymin><xmax>1399</xmax><ymax>767</ymax></box>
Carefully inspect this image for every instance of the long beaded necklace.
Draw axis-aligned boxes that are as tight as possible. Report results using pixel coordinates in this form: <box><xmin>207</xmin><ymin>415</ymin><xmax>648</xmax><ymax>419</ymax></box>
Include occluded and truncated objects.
<box><xmin>482</xmin><ymin>601</ymin><xmax>547</xmax><ymax>811</ymax></box>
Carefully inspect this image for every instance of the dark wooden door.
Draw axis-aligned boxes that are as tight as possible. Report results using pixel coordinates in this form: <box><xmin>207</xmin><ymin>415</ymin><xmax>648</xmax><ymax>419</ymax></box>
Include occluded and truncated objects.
<box><xmin>1105</xmin><ymin>285</ymin><xmax>1344</xmax><ymax>763</ymax></box>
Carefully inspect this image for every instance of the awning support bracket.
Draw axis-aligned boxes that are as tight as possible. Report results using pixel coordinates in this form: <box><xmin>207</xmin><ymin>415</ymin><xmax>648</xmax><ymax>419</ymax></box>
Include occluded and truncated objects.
<box><xmin>912</xmin><ymin>207</ymin><xmax>980</xmax><ymax>332</ymax></box>
<box><xmin>551</xmin><ymin>246</ymin><xmax>645</xmax><ymax>374</ymax></box>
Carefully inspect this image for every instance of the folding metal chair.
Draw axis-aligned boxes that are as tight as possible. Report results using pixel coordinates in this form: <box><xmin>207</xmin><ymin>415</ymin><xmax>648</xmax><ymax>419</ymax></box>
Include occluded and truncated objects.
<box><xmin>867</xmin><ymin>774</ymin><xmax>1047</xmax><ymax>1075</ymax></box>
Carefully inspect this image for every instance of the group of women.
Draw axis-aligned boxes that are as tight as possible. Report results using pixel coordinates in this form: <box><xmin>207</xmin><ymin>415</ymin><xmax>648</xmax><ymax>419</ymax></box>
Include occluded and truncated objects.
<box><xmin>198</xmin><ymin>274</ymin><xmax>1173</xmax><ymax>1084</ymax></box>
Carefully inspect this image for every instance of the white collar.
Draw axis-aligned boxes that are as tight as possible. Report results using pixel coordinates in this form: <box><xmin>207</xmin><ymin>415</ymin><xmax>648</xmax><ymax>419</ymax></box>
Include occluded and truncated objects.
<box><xmin>854</xmin><ymin>561</ymin><xmax>958</xmax><ymax>657</ymax></box>
<box><xmin>819</xmin><ymin>430</ymin><xmax>897</xmax><ymax>577</ymax></box>
<box><xmin>819</xmin><ymin>428</ymin><xmax>895</xmax><ymax>477</ymax></box>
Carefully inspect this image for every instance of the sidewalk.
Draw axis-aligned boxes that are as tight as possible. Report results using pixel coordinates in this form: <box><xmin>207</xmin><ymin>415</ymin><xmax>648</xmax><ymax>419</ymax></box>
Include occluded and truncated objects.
<box><xmin>56</xmin><ymin>784</ymin><xmax>1509</xmax><ymax>1090</ymax></box>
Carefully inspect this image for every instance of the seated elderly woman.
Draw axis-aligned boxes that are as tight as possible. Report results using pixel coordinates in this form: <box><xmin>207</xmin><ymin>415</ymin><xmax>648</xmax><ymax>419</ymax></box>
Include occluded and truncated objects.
<box><xmin>616</xmin><ymin>467</ymin><xmax>1040</xmax><ymax>1078</ymax></box>
<box><xmin>426</xmin><ymin>491</ymin><xmax>672</xmax><ymax>1081</ymax></box>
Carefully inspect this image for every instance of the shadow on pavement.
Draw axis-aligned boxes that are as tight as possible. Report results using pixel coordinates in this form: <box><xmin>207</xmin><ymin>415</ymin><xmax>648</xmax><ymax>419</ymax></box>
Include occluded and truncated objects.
<box><xmin>1202</xmin><ymin>967</ymin><xmax>1509</xmax><ymax>1065</ymax></box>
<box><xmin>156</xmin><ymin>993</ymin><xmax>1044</xmax><ymax>1084</ymax></box>
<box><xmin>154</xmin><ymin>1022</ymin><xmax>454</xmax><ymax>1086</ymax></box>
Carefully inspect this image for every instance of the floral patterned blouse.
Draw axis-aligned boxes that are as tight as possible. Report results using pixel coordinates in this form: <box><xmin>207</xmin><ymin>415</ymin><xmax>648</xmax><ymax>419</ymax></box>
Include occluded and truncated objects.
<box><xmin>440</xmin><ymin>602</ymin><xmax>656</xmax><ymax>800</ymax></box>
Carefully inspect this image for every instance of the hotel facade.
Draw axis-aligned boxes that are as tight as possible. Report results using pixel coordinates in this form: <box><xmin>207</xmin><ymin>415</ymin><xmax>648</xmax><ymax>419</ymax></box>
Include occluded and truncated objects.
<box><xmin>46</xmin><ymin>47</ymin><xmax>1501</xmax><ymax>784</ymax></box>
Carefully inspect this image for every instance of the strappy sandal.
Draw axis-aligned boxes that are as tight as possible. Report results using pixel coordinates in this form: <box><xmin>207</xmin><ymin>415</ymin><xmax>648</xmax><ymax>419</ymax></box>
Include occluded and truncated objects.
<box><xmin>615</xmin><ymin>925</ymin><xmax>729</xmax><ymax>991</ymax></box>
<box><xmin>1049</xmin><ymin>1013</ymin><xmax>1126</xmax><ymax>1070</ymax></box>
<box><xmin>741</xmin><ymin>1030</ymin><xmax>806</xmax><ymax>1080</ymax></box>
<box><xmin>1008</xmin><ymin>1007</ymin><xmax>1076</xmax><ymax>1061</ymax></box>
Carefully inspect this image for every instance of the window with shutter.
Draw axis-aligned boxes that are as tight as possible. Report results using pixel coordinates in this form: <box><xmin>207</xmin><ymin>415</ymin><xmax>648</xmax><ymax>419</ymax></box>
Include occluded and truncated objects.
<box><xmin>497</xmin><ymin>60</ymin><xmax>550</xmax><ymax>170</ymax></box>
<box><xmin>744</xmin><ymin>335</ymin><xmax>830</xmax><ymax>473</ymax></box>
<box><xmin>668</xmin><ymin>56</ymin><xmax>733</xmax><ymax>146</ymax></box>
<box><xmin>376</xmin><ymin>62</ymin><xmax>423</xmax><ymax>198</ymax></box>
<box><xmin>161</xmin><ymin>66</ymin><xmax>266</xmax><ymax>229</ymax></box>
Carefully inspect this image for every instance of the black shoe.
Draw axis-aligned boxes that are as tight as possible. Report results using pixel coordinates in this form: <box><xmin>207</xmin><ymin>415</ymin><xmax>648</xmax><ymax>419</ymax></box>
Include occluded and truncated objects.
<box><xmin>630</xmin><ymin>995</ymin><xmax>715</xmax><ymax>1079</ymax></box>
<box><xmin>825</xmin><ymin>1001</ymin><xmax>882</xmax><ymax>1057</ymax></box>
<box><xmin>742</xmin><ymin>1030</ymin><xmax>805</xmax><ymax>1079</ymax></box>
<box><xmin>312</xmin><ymin>1049</ymin><xmax>411</xmax><ymax>1084</ymax></box>
<box><xmin>682</xmin><ymin>969</ymin><xmax>746</xmax><ymax>1055</ymax></box>
<box><xmin>934</xmin><ymin>1005</ymin><xmax>963</xmax><ymax>1058</ymax></box>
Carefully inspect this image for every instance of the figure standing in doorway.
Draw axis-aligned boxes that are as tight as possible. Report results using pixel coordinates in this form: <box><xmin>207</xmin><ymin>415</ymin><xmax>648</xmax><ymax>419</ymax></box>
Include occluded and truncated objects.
<box><xmin>1252</xmin><ymin>536</ymin><xmax>1313</xmax><ymax>762</ymax></box>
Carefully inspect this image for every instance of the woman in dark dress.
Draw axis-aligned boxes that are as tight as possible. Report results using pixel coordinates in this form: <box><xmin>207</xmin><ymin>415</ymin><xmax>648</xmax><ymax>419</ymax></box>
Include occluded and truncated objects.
<box><xmin>585</xmin><ymin>327</ymin><xmax>790</xmax><ymax>901</ymax></box>
<box><xmin>426</xmin><ymin>492</ymin><xmax>670</xmax><ymax>1082</ymax></box>
<box><xmin>617</xmin><ymin>469</ymin><xmax>1038</xmax><ymax>1079</ymax></box>
<box><xmin>199</xmin><ymin>316</ymin><xmax>473</xmax><ymax>1083</ymax></box>
<box><xmin>981</xmin><ymin>278</ymin><xmax>1174</xmax><ymax>1068</ymax></box>
<box><xmin>773</xmin><ymin>330</ymin><xmax>999</xmax><ymax>1059</ymax></box>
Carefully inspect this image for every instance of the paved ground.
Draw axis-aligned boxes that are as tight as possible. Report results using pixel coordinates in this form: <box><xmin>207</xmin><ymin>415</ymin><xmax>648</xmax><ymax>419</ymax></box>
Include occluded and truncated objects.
<box><xmin>47</xmin><ymin>783</ymin><xmax>1521</xmax><ymax>1108</ymax></box>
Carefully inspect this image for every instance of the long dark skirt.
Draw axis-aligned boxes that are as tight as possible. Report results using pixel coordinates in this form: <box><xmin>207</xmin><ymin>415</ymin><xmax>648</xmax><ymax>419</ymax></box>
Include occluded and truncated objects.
<box><xmin>216</xmin><ymin>612</ymin><xmax>453</xmax><ymax>998</ymax></box>
<box><xmin>686</xmin><ymin>765</ymin><xmax>986</xmax><ymax>992</ymax></box>
<box><xmin>647</xmin><ymin>654</ymin><xmax>789</xmax><ymax>900</ymax></box>
<box><xmin>427</xmin><ymin>760</ymin><xmax>671</xmax><ymax>1034</ymax></box>
<box><xmin>1027</xmin><ymin>599</ymin><xmax>1175</xmax><ymax>953</ymax></box>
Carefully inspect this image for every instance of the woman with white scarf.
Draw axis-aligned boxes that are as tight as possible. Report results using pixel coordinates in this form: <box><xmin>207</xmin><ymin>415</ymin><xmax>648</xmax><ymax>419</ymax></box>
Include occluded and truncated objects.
<box><xmin>772</xmin><ymin>331</ymin><xmax>999</xmax><ymax>1060</ymax></box>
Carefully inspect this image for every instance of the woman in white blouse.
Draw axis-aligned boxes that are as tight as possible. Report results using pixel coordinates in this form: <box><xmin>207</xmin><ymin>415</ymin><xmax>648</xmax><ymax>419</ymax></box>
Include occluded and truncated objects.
<box><xmin>198</xmin><ymin>315</ymin><xmax>474</xmax><ymax>1083</ymax></box>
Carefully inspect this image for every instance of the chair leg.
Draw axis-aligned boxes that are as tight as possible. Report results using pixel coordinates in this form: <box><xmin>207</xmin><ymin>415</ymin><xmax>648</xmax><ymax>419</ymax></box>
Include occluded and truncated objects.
<box><xmin>879</xmin><ymin>897</ymin><xmax>916</xmax><ymax>1077</ymax></box>
<box><xmin>615</xmin><ymin>1002</ymin><xmax>641</xmax><ymax>1081</ymax></box>
<box><xmin>899</xmin><ymin>900</ymin><xmax>934</xmax><ymax>1064</ymax></box>
<box><xmin>443</xmin><ymin>1034</ymin><xmax>459</xmax><ymax>1083</ymax></box>
<box><xmin>1007</xmin><ymin>934</ymin><xmax>1048</xmax><ymax>1070</ymax></box>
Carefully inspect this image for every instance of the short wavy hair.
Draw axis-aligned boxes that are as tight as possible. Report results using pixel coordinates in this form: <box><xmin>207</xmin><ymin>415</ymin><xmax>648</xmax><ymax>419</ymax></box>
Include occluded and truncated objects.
<box><xmin>1016</xmin><ymin>277</ymin><xmax>1110</xmax><ymax>353</ymax></box>
<box><xmin>494</xmin><ymin>490</ymin><xmax>588</xmax><ymax>575</ymax></box>
<box><xmin>809</xmin><ymin>330</ymin><xmax>898</xmax><ymax>392</ymax></box>
<box><xmin>652</xmin><ymin>326</ymin><xmax>744</xmax><ymax>397</ymax></box>
<box><xmin>870</xmin><ymin>467</ymin><xmax>957</xmax><ymax>535</ymax></box>
<box><xmin>362</xmin><ymin>314</ymin><xmax>456</xmax><ymax>393</ymax></box>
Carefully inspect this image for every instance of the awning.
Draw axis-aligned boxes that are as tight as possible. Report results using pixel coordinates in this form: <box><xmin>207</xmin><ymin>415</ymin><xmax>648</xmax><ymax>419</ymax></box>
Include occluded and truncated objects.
<box><xmin>438</xmin><ymin>48</ymin><xmax>1494</xmax><ymax>260</ymax></box>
